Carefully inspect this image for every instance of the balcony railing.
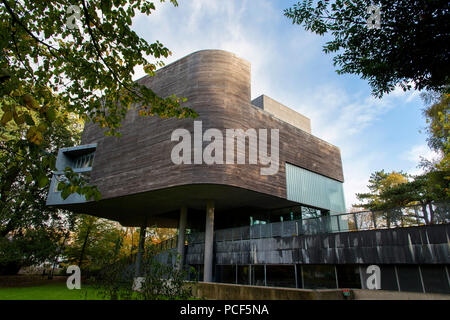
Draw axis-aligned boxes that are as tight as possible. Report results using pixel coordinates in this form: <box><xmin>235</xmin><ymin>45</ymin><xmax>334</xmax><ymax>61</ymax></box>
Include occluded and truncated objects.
<box><xmin>151</xmin><ymin>201</ymin><xmax>449</xmax><ymax>249</ymax></box>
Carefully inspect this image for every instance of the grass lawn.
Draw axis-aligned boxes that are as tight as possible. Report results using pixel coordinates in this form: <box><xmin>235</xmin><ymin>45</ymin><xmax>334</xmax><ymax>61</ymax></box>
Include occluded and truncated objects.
<box><xmin>0</xmin><ymin>282</ymin><xmax>105</xmax><ymax>300</ymax></box>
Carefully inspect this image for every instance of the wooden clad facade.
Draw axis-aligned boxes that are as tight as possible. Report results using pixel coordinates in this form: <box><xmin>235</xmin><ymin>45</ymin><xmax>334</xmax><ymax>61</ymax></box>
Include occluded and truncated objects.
<box><xmin>81</xmin><ymin>50</ymin><xmax>343</xmax><ymax>202</ymax></box>
<box><xmin>46</xmin><ymin>50</ymin><xmax>345</xmax><ymax>226</ymax></box>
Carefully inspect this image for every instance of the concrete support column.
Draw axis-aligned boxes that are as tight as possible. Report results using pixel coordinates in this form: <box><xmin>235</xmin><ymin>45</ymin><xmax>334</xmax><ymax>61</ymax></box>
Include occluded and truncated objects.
<box><xmin>203</xmin><ymin>200</ymin><xmax>214</xmax><ymax>282</ymax></box>
<box><xmin>176</xmin><ymin>206</ymin><xmax>188</xmax><ymax>270</ymax></box>
<box><xmin>135</xmin><ymin>223</ymin><xmax>147</xmax><ymax>277</ymax></box>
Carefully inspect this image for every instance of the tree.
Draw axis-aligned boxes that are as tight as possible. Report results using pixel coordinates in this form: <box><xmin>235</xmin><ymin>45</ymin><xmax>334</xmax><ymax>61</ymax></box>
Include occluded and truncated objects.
<box><xmin>284</xmin><ymin>0</ymin><xmax>450</xmax><ymax>97</ymax></box>
<box><xmin>65</xmin><ymin>214</ymin><xmax>123</xmax><ymax>271</ymax></box>
<box><xmin>92</xmin><ymin>250</ymin><xmax>195</xmax><ymax>300</ymax></box>
<box><xmin>1</xmin><ymin>0</ymin><xmax>196</xmax><ymax>198</ymax></box>
<box><xmin>147</xmin><ymin>226</ymin><xmax>177</xmax><ymax>244</ymax></box>
<box><xmin>356</xmin><ymin>170</ymin><xmax>409</xmax><ymax>209</ymax></box>
<box><xmin>0</xmin><ymin>98</ymin><xmax>79</xmax><ymax>274</ymax></box>
<box><xmin>0</xmin><ymin>225</ymin><xmax>67</xmax><ymax>275</ymax></box>
<box><xmin>380</xmin><ymin>171</ymin><xmax>449</xmax><ymax>224</ymax></box>
<box><xmin>355</xmin><ymin>170</ymin><xmax>408</xmax><ymax>226</ymax></box>
<box><xmin>422</xmin><ymin>92</ymin><xmax>449</xmax><ymax>153</ymax></box>
<box><xmin>421</xmin><ymin>92</ymin><xmax>450</xmax><ymax>186</ymax></box>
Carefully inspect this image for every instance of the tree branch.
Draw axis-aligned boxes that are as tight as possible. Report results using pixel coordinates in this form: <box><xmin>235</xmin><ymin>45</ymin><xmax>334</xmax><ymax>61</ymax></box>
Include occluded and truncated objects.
<box><xmin>80</xmin><ymin>0</ymin><xmax>143</xmax><ymax>101</ymax></box>
<box><xmin>1</xmin><ymin>0</ymin><xmax>61</xmax><ymax>60</ymax></box>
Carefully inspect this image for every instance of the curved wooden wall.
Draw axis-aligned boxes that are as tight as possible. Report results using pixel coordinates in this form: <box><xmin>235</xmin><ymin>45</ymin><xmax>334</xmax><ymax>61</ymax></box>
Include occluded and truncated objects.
<box><xmin>81</xmin><ymin>50</ymin><xmax>344</xmax><ymax>204</ymax></box>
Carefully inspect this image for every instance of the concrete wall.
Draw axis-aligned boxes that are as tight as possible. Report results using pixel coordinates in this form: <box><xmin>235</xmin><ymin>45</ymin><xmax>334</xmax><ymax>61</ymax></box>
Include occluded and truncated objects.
<box><xmin>189</xmin><ymin>282</ymin><xmax>450</xmax><ymax>300</ymax></box>
<box><xmin>352</xmin><ymin>289</ymin><xmax>450</xmax><ymax>300</ymax></box>
<box><xmin>186</xmin><ymin>224</ymin><xmax>450</xmax><ymax>265</ymax></box>
<box><xmin>252</xmin><ymin>95</ymin><xmax>311</xmax><ymax>134</ymax></box>
<box><xmin>47</xmin><ymin>144</ymin><xmax>97</xmax><ymax>206</ymax></box>
<box><xmin>190</xmin><ymin>281</ymin><xmax>346</xmax><ymax>300</ymax></box>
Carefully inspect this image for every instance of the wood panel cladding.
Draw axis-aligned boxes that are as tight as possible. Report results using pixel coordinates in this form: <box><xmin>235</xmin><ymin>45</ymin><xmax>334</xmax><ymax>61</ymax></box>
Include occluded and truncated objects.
<box><xmin>81</xmin><ymin>50</ymin><xmax>344</xmax><ymax>202</ymax></box>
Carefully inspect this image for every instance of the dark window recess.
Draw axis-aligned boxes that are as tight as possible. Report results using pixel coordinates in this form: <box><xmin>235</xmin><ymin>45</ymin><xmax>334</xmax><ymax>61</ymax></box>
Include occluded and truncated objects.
<box><xmin>397</xmin><ymin>265</ymin><xmax>423</xmax><ymax>293</ymax></box>
<box><xmin>420</xmin><ymin>265</ymin><xmax>450</xmax><ymax>294</ymax></box>
<box><xmin>295</xmin><ymin>265</ymin><xmax>303</xmax><ymax>288</ymax></box>
<box><xmin>302</xmin><ymin>265</ymin><xmax>337</xmax><ymax>289</ymax></box>
<box><xmin>73</xmin><ymin>152</ymin><xmax>95</xmax><ymax>169</ymax></box>
<box><xmin>237</xmin><ymin>265</ymin><xmax>250</xmax><ymax>285</ymax></box>
<box><xmin>336</xmin><ymin>265</ymin><xmax>361</xmax><ymax>289</ymax></box>
<box><xmin>380</xmin><ymin>265</ymin><xmax>398</xmax><ymax>291</ymax></box>
<box><xmin>250</xmin><ymin>265</ymin><xmax>265</xmax><ymax>286</ymax></box>
<box><xmin>215</xmin><ymin>265</ymin><xmax>236</xmax><ymax>284</ymax></box>
<box><xmin>266</xmin><ymin>265</ymin><xmax>296</xmax><ymax>288</ymax></box>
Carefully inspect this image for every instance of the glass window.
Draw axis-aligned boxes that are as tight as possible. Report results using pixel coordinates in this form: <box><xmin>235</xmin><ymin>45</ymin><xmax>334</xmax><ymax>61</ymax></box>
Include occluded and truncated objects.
<box><xmin>73</xmin><ymin>152</ymin><xmax>95</xmax><ymax>169</ymax></box>
<box><xmin>266</xmin><ymin>265</ymin><xmax>296</xmax><ymax>288</ymax></box>
<box><xmin>295</xmin><ymin>265</ymin><xmax>303</xmax><ymax>288</ymax></box>
<box><xmin>237</xmin><ymin>265</ymin><xmax>249</xmax><ymax>285</ymax></box>
<box><xmin>301</xmin><ymin>206</ymin><xmax>322</xmax><ymax>219</ymax></box>
<box><xmin>380</xmin><ymin>265</ymin><xmax>398</xmax><ymax>291</ymax></box>
<box><xmin>302</xmin><ymin>265</ymin><xmax>337</xmax><ymax>289</ymax></box>
<box><xmin>286</xmin><ymin>163</ymin><xmax>346</xmax><ymax>214</ymax></box>
<box><xmin>215</xmin><ymin>265</ymin><xmax>236</xmax><ymax>284</ymax></box>
<box><xmin>420</xmin><ymin>265</ymin><xmax>450</xmax><ymax>294</ymax></box>
<box><xmin>336</xmin><ymin>265</ymin><xmax>361</xmax><ymax>289</ymax></box>
<box><xmin>250</xmin><ymin>214</ymin><xmax>269</xmax><ymax>226</ymax></box>
<box><xmin>250</xmin><ymin>265</ymin><xmax>265</xmax><ymax>286</ymax></box>
<box><xmin>397</xmin><ymin>265</ymin><xmax>423</xmax><ymax>292</ymax></box>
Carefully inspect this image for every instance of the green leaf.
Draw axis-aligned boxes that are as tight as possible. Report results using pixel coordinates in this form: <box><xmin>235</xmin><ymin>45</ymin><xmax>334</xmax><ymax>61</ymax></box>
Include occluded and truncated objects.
<box><xmin>24</xmin><ymin>113</ymin><xmax>35</xmax><ymax>126</ymax></box>
<box><xmin>93</xmin><ymin>190</ymin><xmax>101</xmax><ymax>201</ymax></box>
<box><xmin>61</xmin><ymin>188</ymin><xmax>71</xmax><ymax>200</ymax></box>
<box><xmin>46</xmin><ymin>108</ymin><xmax>56</xmax><ymax>122</ymax></box>
<box><xmin>25</xmin><ymin>174</ymin><xmax>33</xmax><ymax>184</ymax></box>
<box><xmin>37</xmin><ymin>122</ymin><xmax>48</xmax><ymax>132</ymax></box>
<box><xmin>1</xmin><ymin>111</ymin><xmax>12</xmax><ymax>125</ymax></box>
<box><xmin>57</xmin><ymin>181</ymin><xmax>66</xmax><ymax>191</ymax></box>
<box><xmin>14</xmin><ymin>114</ymin><xmax>25</xmax><ymax>125</ymax></box>
<box><xmin>38</xmin><ymin>175</ymin><xmax>49</xmax><ymax>188</ymax></box>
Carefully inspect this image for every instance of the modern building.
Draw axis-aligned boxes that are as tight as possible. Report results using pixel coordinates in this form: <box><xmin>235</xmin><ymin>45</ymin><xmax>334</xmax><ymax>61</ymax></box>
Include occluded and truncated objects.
<box><xmin>47</xmin><ymin>50</ymin><xmax>450</xmax><ymax>294</ymax></box>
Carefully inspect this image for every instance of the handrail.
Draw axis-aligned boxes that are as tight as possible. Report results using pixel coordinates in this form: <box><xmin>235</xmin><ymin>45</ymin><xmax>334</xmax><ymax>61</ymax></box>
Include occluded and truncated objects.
<box><xmin>186</xmin><ymin>201</ymin><xmax>449</xmax><ymax>244</ymax></box>
<box><xmin>149</xmin><ymin>202</ymin><xmax>449</xmax><ymax>248</ymax></box>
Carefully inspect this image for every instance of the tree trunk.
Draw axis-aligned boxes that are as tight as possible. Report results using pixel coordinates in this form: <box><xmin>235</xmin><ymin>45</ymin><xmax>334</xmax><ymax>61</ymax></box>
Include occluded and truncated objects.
<box><xmin>135</xmin><ymin>225</ymin><xmax>146</xmax><ymax>278</ymax></box>
<box><xmin>51</xmin><ymin>232</ymin><xmax>69</xmax><ymax>278</ymax></box>
<box><xmin>130</xmin><ymin>228</ymin><xmax>135</xmax><ymax>261</ymax></box>
<box><xmin>113</xmin><ymin>231</ymin><xmax>124</xmax><ymax>259</ymax></box>
<box><xmin>0</xmin><ymin>165</ymin><xmax>20</xmax><ymax>212</ymax></box>
<box><xmin>421</xmin><ymin>203</ymin><xmax>430</xmax><ymax>225</ymax></box>
<box><xmin>428</xmin><ymin>202</ymin><xmax>435</xmax><ymax>224</ymax></box>
<box><xmin>78</xmin><ymin>224</ymin><xmax>92</xmax><ymax>269</ymax></box>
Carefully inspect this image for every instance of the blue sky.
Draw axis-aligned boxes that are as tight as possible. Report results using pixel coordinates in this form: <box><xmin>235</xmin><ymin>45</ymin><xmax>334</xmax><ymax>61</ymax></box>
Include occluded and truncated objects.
<box><xmin>130</xmin><ymin>0</ymin><xmax>438</xmax><ymax>209</ymax></box>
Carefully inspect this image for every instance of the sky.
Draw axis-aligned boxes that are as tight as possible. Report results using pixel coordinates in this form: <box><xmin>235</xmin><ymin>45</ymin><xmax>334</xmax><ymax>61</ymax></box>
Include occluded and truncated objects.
<box><xmin>129</xmin><ymin>0</ymin><xmax>438</xmax><ymax>209</ymax></box>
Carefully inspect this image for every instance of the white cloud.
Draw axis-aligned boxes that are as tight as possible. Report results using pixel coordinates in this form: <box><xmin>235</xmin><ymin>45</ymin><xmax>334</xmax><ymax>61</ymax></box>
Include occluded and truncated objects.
<box><xmin>402</xmin><ymin>143</ymin><xmax>441</xmax><ymax>176</ymax></box>
<box><xmin>403</xmin><ymin>144</ymin><xmax>438</xmax><ymax>163</ymax></box>
<box><xmin>131</xmin><ymin>0</ymin><xmax>320</xmax><ymax>97</ymax></box>
<box><xmin>341</xmin><ymin>150</ymin><xmax>383</xmax><ymax>209</ymax></box>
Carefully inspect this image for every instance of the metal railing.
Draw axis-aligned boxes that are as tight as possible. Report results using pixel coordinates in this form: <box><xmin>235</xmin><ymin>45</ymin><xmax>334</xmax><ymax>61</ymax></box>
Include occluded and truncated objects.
<box><xmin>186</xmin><ymin>201</ymin><xmax>450</xmax><ymax>244</ymax></box>
<box><xmin>150</xmin><ymin>236</ymin><xmax>178</xmax><ymax>253</ymax></box>
<box><xmin>149</xmin><ymin>202</ymin><xmax>449</xmax><ymax>247</ymax></box>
